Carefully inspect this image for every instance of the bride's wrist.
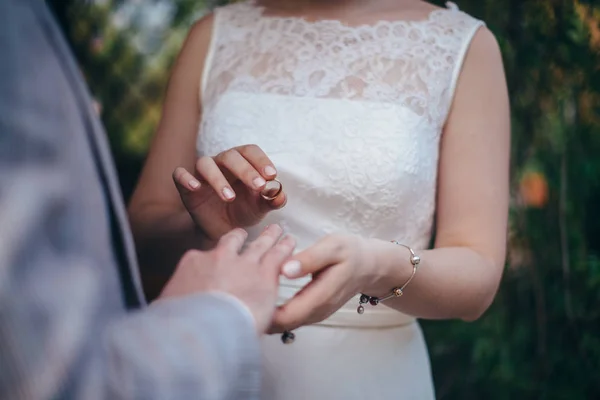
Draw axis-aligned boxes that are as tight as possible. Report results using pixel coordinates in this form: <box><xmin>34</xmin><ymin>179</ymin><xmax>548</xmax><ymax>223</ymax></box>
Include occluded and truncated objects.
<box><xmin>360</xmin><ymin>238</ymin><xmax>414</xmax><ymax>296</ymax></box>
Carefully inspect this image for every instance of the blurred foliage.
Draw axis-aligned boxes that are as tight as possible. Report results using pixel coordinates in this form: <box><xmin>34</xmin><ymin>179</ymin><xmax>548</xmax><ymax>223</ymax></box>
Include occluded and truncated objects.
<box><xmin>47</xmin><ymin>0</ymin><xmax>600</xmax><ymax>398</ymax></box>
<box><xmin>423</xmin><ymin>1</ymin><xmax>600</xmax><ymax>399</ymax></box>
<box><xmin>46</xmin><ymin>0</ymin><xmax>206</xmax><ymax>198</ymax></box>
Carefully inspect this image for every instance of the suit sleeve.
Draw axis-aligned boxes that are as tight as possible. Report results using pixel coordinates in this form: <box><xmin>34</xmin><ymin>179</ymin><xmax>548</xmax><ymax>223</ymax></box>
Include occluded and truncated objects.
<box><xmin>0</xmin><ymin>1</ymin><xmax>262</xmax><ymax>399</ymax></box>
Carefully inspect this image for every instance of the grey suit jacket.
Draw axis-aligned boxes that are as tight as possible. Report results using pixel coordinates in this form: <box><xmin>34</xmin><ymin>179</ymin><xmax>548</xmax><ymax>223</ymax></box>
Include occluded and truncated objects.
<box><xmin>0</xmin><ymin>1</ymin><xmax>261</xmax><ymax>399</ymax></box>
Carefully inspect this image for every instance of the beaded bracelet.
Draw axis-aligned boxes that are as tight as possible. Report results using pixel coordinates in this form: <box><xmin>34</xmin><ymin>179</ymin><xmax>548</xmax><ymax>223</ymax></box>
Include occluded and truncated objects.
<box><xmin>356</xmin><ymin>241</ymin><xmax>421</xmax><ymax>314</ymax></box>
<box><xmin>281</xmin><ymin>241</ymin><xmax>421</xmax><ymax>344</ymax></box>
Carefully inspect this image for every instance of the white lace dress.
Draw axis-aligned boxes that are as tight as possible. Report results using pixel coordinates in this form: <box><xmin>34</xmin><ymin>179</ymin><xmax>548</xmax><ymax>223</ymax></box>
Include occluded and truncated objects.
<box><xmin>197</xmin><ymin>1</ymin><xmax>484</xmax><ymax>398</ymax></box>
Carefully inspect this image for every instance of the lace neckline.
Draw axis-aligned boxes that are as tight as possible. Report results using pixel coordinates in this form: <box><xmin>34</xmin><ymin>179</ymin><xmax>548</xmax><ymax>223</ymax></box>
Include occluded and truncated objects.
<box><xmin>246</xmin><ymin>0</ymin><xmax>460</xmax><ymax>30</ymax></box>
<box><xmin>205</xmin><ymin>0</ymin><xmax>480</xmax><ymax>127</ymax></box>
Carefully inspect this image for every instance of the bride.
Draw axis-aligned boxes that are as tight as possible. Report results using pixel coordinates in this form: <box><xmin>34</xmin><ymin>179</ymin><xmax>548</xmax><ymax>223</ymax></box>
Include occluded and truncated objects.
<box><xmin>128</xmin><ymin>0</ymin><xmax>510</xmax><ymax>398</ymax></box>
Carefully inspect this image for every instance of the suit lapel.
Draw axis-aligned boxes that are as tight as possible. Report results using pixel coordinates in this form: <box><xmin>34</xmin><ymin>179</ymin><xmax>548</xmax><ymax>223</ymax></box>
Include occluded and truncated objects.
<box><xmin>86</xmin><ymin>107</ymin><xmax>147</xmax><ymax>308</ymax></box>
<box><xmin>36</xmin><ymin>1</ymin><xmax>147</xmax><ymax>307</ymax></box>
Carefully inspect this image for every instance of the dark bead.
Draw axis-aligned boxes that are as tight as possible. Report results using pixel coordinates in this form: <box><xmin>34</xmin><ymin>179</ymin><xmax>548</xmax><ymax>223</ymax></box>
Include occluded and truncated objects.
<box><xmin>281</xmin><ymin>331</ymin><xmax>295</xmax><ymax>344</ymax></box>
<box><xmin>369</xmin><ymin>298</ymin><xmax>379</xmax><ymax>306</ymax></box>
<box><xmin>360</xmin><ymin>294</ymin><xmax>370</xmax><ymax>304</ymax></box>
<box><xmin>357</xmin><ymin>305</ymin><xmax>365</xmax><ymax>314</ymax></box>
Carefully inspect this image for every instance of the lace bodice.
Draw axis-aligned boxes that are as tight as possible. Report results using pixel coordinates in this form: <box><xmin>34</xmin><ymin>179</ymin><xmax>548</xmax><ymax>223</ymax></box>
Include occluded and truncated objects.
<box><xmin>197</xmin><ymin>1</ymin><xmax>484</xmax><ymax>327</ymax></box>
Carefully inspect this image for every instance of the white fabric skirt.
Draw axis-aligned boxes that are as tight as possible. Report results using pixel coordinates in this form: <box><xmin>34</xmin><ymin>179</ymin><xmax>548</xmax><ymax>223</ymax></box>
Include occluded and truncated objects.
<box><xmin>260</xmin><ymin>284</ymin><xmax>435</xmax><ymax>399</ymax></box>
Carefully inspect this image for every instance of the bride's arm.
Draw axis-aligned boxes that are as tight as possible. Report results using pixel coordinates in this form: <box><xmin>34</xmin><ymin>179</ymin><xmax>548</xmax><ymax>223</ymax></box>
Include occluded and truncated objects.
<box><xmin>369</xmin><ymin>27</ymin><xmax>510</xmax><ymax>321</ymax></box>
<box><xmin>378</xmin><ymin>30</ymin><xmax>510</xmax><ymax>320</ymax></box>
<box><xmin>273</xmin><ymin>27</ymin><xmax>509</xmax><ymax>328</ymax></box>
<box><xmin>128</xmin><ymin>15</ymin><xmax>214</xmax><ymax>299</ymax></box>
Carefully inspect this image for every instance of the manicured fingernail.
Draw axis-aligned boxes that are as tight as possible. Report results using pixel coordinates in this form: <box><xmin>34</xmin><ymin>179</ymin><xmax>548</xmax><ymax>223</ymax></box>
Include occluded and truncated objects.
<box><xmin>222</xmin><ymin>187</ymin><xmax>235</xmax><ymax>200</ymax></box>
<box><xmin>264</xmin><ymin>166</ymin><xmax>277</xmax><ymax>176</ymax></box>
<box><xmin>253</xmin><ymin>177</ymin><xmax>266</xmax><ymax>188</ymax></box>
<box><xmin>282</xmin><ymin>260</ymin><xmax>302</xmax><ymax>278</ymax></box>
<box><xmin>280</xmin><ymin>235</ymin><xmax>296</xmax><ymax>248</ymax></box>
<box><xmin>189</xmin><ymin>180</ymin><xmax>200</xmax><ymax>189</ymax></box>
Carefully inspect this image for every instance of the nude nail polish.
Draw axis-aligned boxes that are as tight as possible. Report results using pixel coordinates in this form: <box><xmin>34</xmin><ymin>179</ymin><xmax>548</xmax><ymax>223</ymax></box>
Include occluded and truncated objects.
<box><xmin>253</xmin><ymin>177</ymin><xmax>266</xmax><ymax>188</ymax></box>
<box><xmin>264</xmin><ymin>166</ymin><xmax>277</xmax><ymax>176</ymax></box>
<box><xmin>222</xmin><ymin>187</ymin><xmax>235</xmax><ymax>200</ymax></box>
<box><xmin>282</xmin><ymin>260</ymin><xmax>302</xmax><ymax>278</ymax></box>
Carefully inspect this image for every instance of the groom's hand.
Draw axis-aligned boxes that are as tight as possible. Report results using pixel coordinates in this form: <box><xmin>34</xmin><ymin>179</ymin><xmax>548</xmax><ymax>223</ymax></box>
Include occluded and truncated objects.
<box><xmin>159</xmin><ymin>225</ymin><xmax>295</xmax><ymax>334</ymax></box>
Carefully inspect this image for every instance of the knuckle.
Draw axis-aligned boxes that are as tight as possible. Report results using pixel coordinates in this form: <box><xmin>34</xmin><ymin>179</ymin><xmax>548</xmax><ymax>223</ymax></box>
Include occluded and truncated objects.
<box><xmin>243</xmin><ymin>168</ymin><xmax>259</xmax><ymax>182</ymax></box>
<box><xmin>196</xmin><ymin>156</ymin><xmax>212</xmax><ymax>171</ymax></box>
<box><xmin>334</xmin><ymin>243</ymin><xmax>346</xmax><ymax>257</ymax></box>
<box><xmin>227</xmin><ymin>228</ymin><xmax>247</xmax><ymax>243</ymax></box>
<box><xmin>180</xmin><ymin>249</ymin><xmax>203</xmax><ymax>266</ymax></box>
<box><xmin>230</xmin><ymin>227</ymin><xmax>247</xmax><ymax>236</ymax></box>
<box><xmin>274</xmin><ymin>241</ymin><xmax>294</xmax><ymax>256</ymax></box>
<box><xmin>213</xmin><ymin>242</ymin><xmax>234</xmax><ymax>260</ymax></box>
<box><xmin>241</xmin><ymin>144</ymin><xmax>259</xmax><ymax>153</ymax></box>
<box><xmin>273</xmin><ymin>242</ymin><xmax>290</xmax><ymax>254</ymax></box>
<box><xmin>251</xmin><ymin>245</ymin><xmax>277</xmax><ymax>262</ymax></box>
<box><xmin>243</xmin><ymin>242</ymin><xmax>264</xmax><ymax>259</ymax></box>
<box><xmin>326</xmin><ymin>235</ymin><xmax>346</xmax><ymax>256</ymax></box>
<box><xmin>216</xmin><ymin>234</ymin><xmax>230</xmax><ymax>246</ymax></box>
<box><xmin>217</xmin><ymin>233</ymin><xmax>235</xmax><ymax>247</ymax></box>
<box><xmin>172</xmin><ymin>167</ymin><xmax>186</xmax><ymax>181</ymax></box>
<box><xmin>276</xmin><ymin>313</ymin><xmax>294</xmax><ymax>329</ymax></box>
<box><xmin>217</xmin><ymin>228</ymin><xmax>246</xmax><ymax>248</ymax></box>
<box><xmin>219</xmin><ymin>149</ymin><xmax>238</xmax><ymax>164</ymax></box>
<box><xmin>212</xmin><ymin>246</ymin><xmax>229</xmax><ymax>260</ymax></box>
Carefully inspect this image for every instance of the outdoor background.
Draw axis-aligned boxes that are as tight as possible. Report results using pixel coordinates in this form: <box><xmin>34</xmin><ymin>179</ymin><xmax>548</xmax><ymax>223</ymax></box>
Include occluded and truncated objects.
<box><xmin>47</xmin><ymin>0</ymin><xmax>600</xmax><ymax>398</ymax></box>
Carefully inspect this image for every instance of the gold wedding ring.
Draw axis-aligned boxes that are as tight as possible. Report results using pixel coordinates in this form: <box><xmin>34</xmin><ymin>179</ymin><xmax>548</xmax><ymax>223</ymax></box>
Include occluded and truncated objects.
<box><xmin>260</xmin><ymin>178</ymin><xmax>283</xmax><ymax>201</ymax></box>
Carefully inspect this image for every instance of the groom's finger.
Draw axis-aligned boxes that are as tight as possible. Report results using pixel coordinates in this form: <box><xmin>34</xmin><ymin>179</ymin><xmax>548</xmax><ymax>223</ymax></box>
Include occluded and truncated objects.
<box><xmin>262</xmin><ymin>235</ymin><xmax>296</xmax><ymax>267</ymax></box>
<box><xmin>242</xmin><ymin>224</ymin><xmax>283</xmax><ymax>261</ymax></box>
<box><xmin>215</xmin><ymin>228</ymin><xmax>248</xmax><ymax>254</ymax></box>
<box><xmin>261</xmin><ymin>235</ymin><xmax>296</xmax><ymax>279</ymax></box>
<box><xmin>280</xmin><ymin>236</ymin><xmax>343</xmax><ymax>279</ymax></box>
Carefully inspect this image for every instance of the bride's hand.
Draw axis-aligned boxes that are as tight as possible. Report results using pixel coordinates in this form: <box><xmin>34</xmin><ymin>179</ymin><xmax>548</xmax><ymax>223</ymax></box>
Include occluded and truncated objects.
<box><xmin>269</xmin><ymin>234</ymin><xmax>385</xmax><ymax>333</ymax></box>
<box><xmin>172</xmin><ymin>144</ymin><xmax>286</xmax><ymax>241</ymax></box>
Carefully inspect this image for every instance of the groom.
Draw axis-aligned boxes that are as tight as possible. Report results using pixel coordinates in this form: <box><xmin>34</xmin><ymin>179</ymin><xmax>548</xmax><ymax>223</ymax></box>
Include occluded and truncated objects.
<box><xmin>0</xmin><ymin>1</ymin><xmax>293</xmax><ymax>399</ymax></box>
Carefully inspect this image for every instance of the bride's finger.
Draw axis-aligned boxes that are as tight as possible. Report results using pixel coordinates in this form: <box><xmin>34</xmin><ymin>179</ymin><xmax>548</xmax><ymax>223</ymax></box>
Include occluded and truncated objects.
<box><xmin>215</xmin><ymin>148</ymin><xmax>267</xmax><ymax>192</ymax></box>
<box><xmin>257</xmin><ymin>189</ymin><xmax>287</xmax><ymax>214</ymax></box>
<box><xmin>272</xmin><ymin>268</ymin><xmax>342</xmax><ymax>331</ymax></box>
<box><xmin>172</xmin><ymin>166</ymin><xmax>201</xmax><ymax>192</ymax></box>
<box><xmin>268</xmin><ymin>277</ymin><xmax>320</xmax><ymax>333</ymax></box>
<box><xmin>280</xmin><ymin>236</ymin><xmax>344</xmax><ymax>279</ymax></box>
<box><xmin>269</xmin><ymin>190</ymin><xmax>287</xmax><ymax>209</ymax></box>
<box><xmin>195</xmin><ymin>156</ymin><xmax>236</xmax><ymax>201</ymax></box>
<box><xmin>237</xmin><ymin>144</ymin><xmax>277</xmax><ymax>179</ymax></box>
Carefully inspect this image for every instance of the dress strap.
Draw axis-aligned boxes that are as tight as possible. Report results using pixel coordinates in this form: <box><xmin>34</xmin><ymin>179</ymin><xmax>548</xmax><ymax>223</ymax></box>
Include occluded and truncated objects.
<box><xmin>200</xmin><ymin>10</ymin><xmax>221</xmax><ymax>104</ymax></box>
<box><xmin>442</xmin><ymin>13</ymin><xmax>486</xmax><ymax>125</ymax></box>
<box><xmin>199</xmin><ymin>1</ymin><xmax>262</xmax><ymax>106</ymax></box>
